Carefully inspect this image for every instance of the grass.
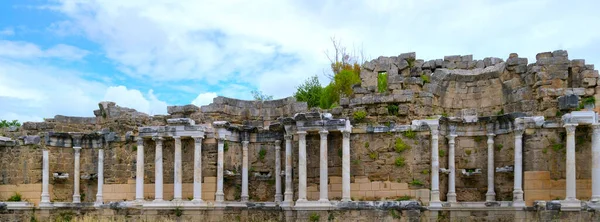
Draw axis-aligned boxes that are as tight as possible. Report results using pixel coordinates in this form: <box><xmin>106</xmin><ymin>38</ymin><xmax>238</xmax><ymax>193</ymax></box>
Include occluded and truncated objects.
<box><xmin>402</xmin><ymin>129</ymin><xmax>416</xmax><ymax>139</ymax></box>
<box><xmin>421</xmin><ymin>169</ymin><xmax>430</xmax><ymax>174</ymax></box>
<box><xmin>395</xmin><ymin>138</ymin><xmax>409</xmax><ymax>153</ymax></box>
<box><xmin>364</xmin><ymin>142</ymin><xmax>370</xmax><ymax>149</ymax></box>
<box><xmin>224</xmin><ymin>141</ymin><xmax>229</xmax><ymax>152</ymax></box>
<box><xmin>258</xmin><ymin>146</ymin><xmax>267</xmax><ymax>161</ymax></box>
<box><xmin>389</xmin><ymin>209</ymin><xmax>402</xmax><ymax>219</ymax></box>
<box><xmin>420</xmin><ymin>74</ymin><xmax>430</xmax><ymax>84</ymax></box>
<box><xmin>378</xmin><ymin>72</ymin><xmax>388</xmax><ymax>93</ymax></box>
<box><xmin>465</xmin><ymin>149</ymin><xmax>472</xmax><ymax>156</ymax></box>
<box><xmin>309</xmin><ymin>213</ymin><xmax>320</xmax><ymax>222</ymax></box>
<box><xmin>353</xmin><ymin>111</ymin><xmax>367</xmax><ymax>122</ymax></box>
<box><xmin>583</xmin><ymin>96</ymin><xmax>596</xmax><ymax>105</ymax></box>
<box><xmin>495</xmin><ymin>144</ymin><xmax>503</xmax><ymax>151</ymax></box>
<box><xmin>439</xmin><ymin>149</ymin><xmax>445</xmax><ymax>157</ymax></box>
<box><xmin>369</xmin><ymin>152</ymin><xmax>378</xmax><ymax>160</ymax></box>
<box><xmin>497</xmin><ymin>108</ymin><xmax>504</xmax><ymax>115</ymax></box>
<box><xmin>7</xmin><ymin>192</ymin><xmax>21</xmax><ymax>201</ymax></box>
<box><xmin>395</xmin><ymin>157</ymin><xmax>405</xmax><ymax>167</ymax></box>
<box><xmin>352</xmin><ymin>159</ymin><xmax>361</xmax><ymax>165</ymax></box>
<box><xmin>542</xmin><ymin>148</ymin><xmax>548</xmax><ymax>154</ymax></box>
<box><xmin>396</xmin><ymin>195</ymin><xmax>412</xmax><ymax>201</ymax></box>
<box><xmin>174</xmin><ymin>206</ymin><xmax>183</xmax><ymax>217</ymax></box>
<box><xmin>552</xmin><ymin>143</ymin><xmax>564</xmax><ymax>152</ymax></box>
<box><xmin>410</xmin><ymin>179</ymin><xmax>424</xmax><ymax>186</ymax></box>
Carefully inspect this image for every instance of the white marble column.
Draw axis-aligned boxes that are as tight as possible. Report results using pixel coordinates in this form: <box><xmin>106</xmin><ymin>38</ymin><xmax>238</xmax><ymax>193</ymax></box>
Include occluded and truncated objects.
<box><xmin>135</xmin><ymin>137</ymin><xmax>145</xmax><ymax>202</ymax></box>
<box><xmin>241</xmin><ymin>140</ymin><xmax>249</xmax><ymax>202</ymax></box>
<box><xmin>564</xmin><ymin>124</ymin><xmax>579</xmax><ymax>204</ymax></box>
<box><xmin>319</xmin><ymin>130</ymin><xmax>329</xmax><ymax>202</ymax></box>
<box><xmin>341</xmin><ymin>130</ymin><xmax>351</xmax><ymax>202</ymax></box>
<box><xmin>283</xmin><ymin>134</ymin><xmax>294</xmax><ymax>204</ymax></box>
<box><xmin>446</xmin><ymin>134</ymin><xmax>457</xmax><ymax>202</ymax></box>
<box><xmin>95</xmin><ymin>148</ymin><xmax>104</xmax><ymax>205</ymax></box>
<box><xmin>73</xmin><ymin>146</ymin><xmax>81</xmax><ymax>203</ymax></box>
<box><xmin>486</xmin><ymin>133</ymin><xmax>496</xmax><ymax>202</ymax></box>
<box><xmin>192</xmin><ymin>136</ymin><xmax>203</xmax><ymax>202</ymax></box>
<box><xmin>153</xmin><ymin>137</ymin><xmax>164</xmax><ymax>201</ymax></box>
<box><xmin>40</xmin><ymin>149</ymin><xmax>50</xmax><ymax>204</ymax></box>
<box><xmin>275</xmin><ymin>140</ymin><xmax>282</xmax><ymax>202</ymax></box>
<box><xmin>592</xmin><ymin>124</ymin><xmax>600</xmax><ymax>202</ymax></box>
<box><xmin>430</xmin><ymin>126</ymin><xmax>441</xmax><ymax>207</ymax></box>
<box><xmin>173</xmin><ymin>136</ymin><xmax>183</xmax><ymax>201</ymax></box>
<box><xmin>513</xmin><ymin>128</ymin><xmax>525</xmax><ymax>207</ymax></box>
<box><xmin>297</xmin><ymin>131</ymin><xmax>307</xmax><ymax>202</ymax></box>
<box><xmin>215</xmin><ymin>138</ymin><xmax>225</xmax><ymax>202</ymax></box>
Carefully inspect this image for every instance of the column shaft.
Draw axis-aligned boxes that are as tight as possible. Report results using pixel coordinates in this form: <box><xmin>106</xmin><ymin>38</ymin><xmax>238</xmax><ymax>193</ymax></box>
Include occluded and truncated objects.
<box><xmin>216</xmin><ymin>138</ymin><xmax>225</xmax><ymax>202</ymax></box>
<box><xmin>319</xmin><ymin>130</ymin><xmax>329</xmax><ymax>202</ymax></box>
<box><xmin>41</xmin><ymin>149</ymin><xmax>50</xmax><ymax>204</ymax></box>
<box><xmin>135</xmin><ymin>137</ymin><xmax>144</xmax><ymax>201</ymax></box>
<box><xmin>447</xmin><ymin>135</ymin><xmax>457</xmax><ymax>202</ymax></box>
<box><xmin>430</xmin><ymin>127</ymin><xmax>441</xmax><ymax>204</ymax></box>
<box><xmin>513</xmin><ymin>129</ymin><xmax>524</xmax><ymax>206</ymax></box>
<box><xmin>193</xmin><ymin>136</ymin><xmax>203</xmax><ymax>202</ymax></box>
<box><xmin>565</xmin><ymin>124</ymin><xmax>578</xmax><ymax>201</ymax></box>
<box><xmin>96</xmin><ymin>148</ymin><xmax>104</xmax><ymax>205</ymax></box>
<box><xmin>592</xmin><ymin>124</ymin><xmax>600</xmax><ymax>202</ymax></box>
<box><xmin>275</xmin><ymin>140</ymin><xmax>282</xmax><ymax>202</ymax></box>
<box><xmin>153</xmin><ymin>137</ymin><xmax>164</xmax><ymax>201</ymax></box>
<box><xmin>284</xmin><ymin>134</ymin><xmax>293</xmax><ymax>203</ymax></box>
<box><xmin>486</xmin><ymin>134</ymin><xmax>496</xmax><ymax>201</ymax></box>
<box><xmin>241</xmin><ymin>141</ymin><xmax>249</xmax><ymax>201</ymax></box>
<box><xmin>73</xmin><ymin>147</ymin><xmax>81</xmax><ymax>203</ymax></box>
<box><xmin>341</xmin><ymin>131</ymin><xmax>351</xmax><ymax>202</ymax></box>
<box><xmin>297</xmin><ymin>131</ymin><xmax>307</xmax><ymax>202</ymax></box>
<box><xmin>173</xmin><ymin>136</ymin><xmax>182</xmax><ymax>201</ymax></box>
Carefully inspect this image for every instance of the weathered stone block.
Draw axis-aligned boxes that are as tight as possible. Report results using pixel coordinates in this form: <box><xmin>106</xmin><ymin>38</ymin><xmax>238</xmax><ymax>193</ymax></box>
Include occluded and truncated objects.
<box><xmin>524</xmin><ymin>171</ymin><xmax>550</xmax><ymax>180</ymax></box>
<box><xmin>558</xmin><ymin>94</ymin><xmax>579</xmax><ymax>110</ymax></box>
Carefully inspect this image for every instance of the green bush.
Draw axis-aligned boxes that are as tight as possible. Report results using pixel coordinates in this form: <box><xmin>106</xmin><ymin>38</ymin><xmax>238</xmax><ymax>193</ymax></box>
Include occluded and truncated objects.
<box><xmin>0</xmin><ymin>120</ymin><xmax>21</xmax><ymax>128</ymax></box>
<box><xmin>377</xmin><ymin>72</ymin><xmax>388</xmax><ymax>93</ymax></box>
<box><xmin>439</xmin><ymin>149</ymin><xmax>446</xmax><ymax>157</ymax></box>
<box><xmin>369</xmin><ymin>152</ymin><xmax>378</xmax><ymax>160</ymax></box>
<box><xmin>294</xmin><ymin>75</ymin><xmax>323</xmax><ymax>108</ymax></box>
<box><xmin>7</xmin><ymin>193</ymin><xmax>21</xmax><ymax>201</ymax></box>
<box><xmin>319</xmin><ymin>83</ymin><xmax>337</xmax><ymax>109</ymax></box>
<box><xmin>420</xmin><ymin>74</ymin><xmax>430</xmax><ymax>84</ymax></box>
<box><xmin>353</xmin><ymin>111</ymin><xmax>367</xmax><ymax>122</ymax></box>
<box><xmin>409</xmin><ymin>179</ymin><xmax>424</xmax><ymax>186</ymax></box>
<box><xmin>395</xmin><ymin>138</ymin><xmax>409</xmax><ymax>153</ymax></box>
<box><xmin>394</xmin><ymin>157</ymin><xmax>405</xmax><ymax>167</ymax></box>
<box><xmin>224</xmin><ymin>141</ymin><xmax>229</xmax><ymax>152</ymax></box>
<box><xmin>258</xmin><ymin>147</ymin><xmax>267</xmax><ymax>161</ymax></box>
<box><xmin>387</xmin><ymin>104</ymin><xmax>399</xmax><ymax>115</ymax></box>
<box><xmin>396</xmin><ymin>195</ymin><xmax>412</xmax><ymax>201</ymax></box>
<box><xmin>364</xmin><ymin>142</ymin><xmax>370</xmax><ymax>149</ymax></box>
<box><xmin>403</xmin><ymin>129</ymin><xmax>416</xmax><ymax>139</ymax></box>
<box><xmin>309</xmin><ymin>213</ymin><xmax>320</xmax><ymax>222</ymax></box>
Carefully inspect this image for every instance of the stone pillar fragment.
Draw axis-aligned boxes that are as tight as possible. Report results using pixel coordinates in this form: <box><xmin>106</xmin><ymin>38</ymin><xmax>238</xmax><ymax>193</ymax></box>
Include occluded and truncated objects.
<box><xmin>153</xmin><ymin>137</ymin><xmax>164</xmax><ymax>201</ymax></box>
<box><xmin>73</xmin><ymin>146</ymin><xmax>81</xmax><ymax>203</ymax></box>
<box><xmin>319</xmin><ymin>130</ymin><xmax>329</xmax><ymax>202</ymax></box>
<box><xmin>283</xmin><ymin>134</ymin><xmax>294</xmax><ymax>204</ymax></box>
<box><xmin>297</xmin><ymin>131</ymin><xmax>308</xmax><ymax>202</ymax></box>
<box><xmin>513</xmin><ymin>128</ymin><xmax>525</xmax><ymax>207</ymax></box>
<box><xmin>193</xmin><ymin>136</ymin><xmax>203</xmax><ymax>202</ymax></box>
<box><xmin>592</xmin><ymin>124</ymin><xmax>600</xmax><ymax>202</ymax></box>
<box><xmin>215</xmin><ymin>138</ymin><xmax>225</xmax><ymax>202</ymax></box>
<box><xmin>341</xmin><ymin>130</ymin><xmax>351</xmax><ymax>202</ymax></box>
<box><xmin>275</xmin><ymin>140</ymin><xmax>282</xmax><ymax>202</ymax></box>
<box><xmin>96</xmin><ymin>148</ymin><xmax>104</xmax><ymax>205</ymax></box>
<box><xmin>241</xmin><ymin>141</ymin><xmax>249</xmax><ymax>202</ymax></box>
<box><xmin>135</xmin><ymin>137</ymin><xmax>144</xmax><ymax>202</ymax></box>
<box><xmin>430</xmin><ymin>125</ymin><xmax>441</xmax><ymax>207</ymax></box>
<box><xmin>486</xmin><ymin>133</ymin><xmax>496</xmax><ymax>202</ymax></box>
<box><xmin>40</xmin><ymin>149</ymin><xmax>50</xmax><ymax>204</ymax></box>
<box><xmin>173</xmin><ymin>136</ymin><xmax>183</xmax><ymax>201</ymax></box>
<box><xmin>446</xmin><ymin>134</ymin><xmax>457</xmax><ymax>202</ymax></box>
<box><xmin>562</xmin><ymin>123</ymin><xmax>580</xmax><ymax>210</ymax></box>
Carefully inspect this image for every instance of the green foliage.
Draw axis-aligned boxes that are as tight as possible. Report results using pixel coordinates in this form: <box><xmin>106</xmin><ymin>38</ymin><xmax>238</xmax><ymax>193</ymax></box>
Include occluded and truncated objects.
<box><xmin>439</xmin><ymin>149</ymin><xmax>446</xmax><ymax>157</ymax></box>
<box><xmin>377</xmin><ymin>72</ymin><xmax>388</xmax><ymax>93</ymax></box>
<box><xmin>395</xmin><ymin>138</ymin><xmax>409</xmax><ymax>153</ymax></box>
<box><xmin>497</xmin><ymin>109</ymin><xmax>504</xmax><ymax>115</ymax></box>
<box><xmin>364</xmin><ymin>142</ymin><xmax>370</xmax><ymax>149</ymax></box>
<box><xmin>294</xmin><ymin>75</ymin><xmax>323</xmax><ymax>108</ymax></box>
<box><xmin>389</xmin><ymin>209</ymin><xmax>402</xmax><ymax>219</ymax></box>
<box><xmin>258</xmin><ymin>147</ymin><xmax>267</xmax><ymax>161</ymax></box>
<box><xmin>542</xmin><ymin>148</ymin><xmax>548</xmax><ymax>154</ymax></box>
<box><xmin>396</xmin><ymin>195</ymin><xmax>412</xmax><ymax>201</ymax></box>
<box><xmin>309</xmin><ymin>213</ymin><xmax>320</xmax><ymax>222</ymax></box>
<box><xmin>319</xmin><ymin>83</ymin><xmax>337</xmax><ymax>109</ymax></box>
<box><xmin>7</xmin><ymin>192</ymin><xmax>21</xmax><ymax>201</ymax></box>
<box><xmin>421</xmin><ymin>169</ymin><xmax>430</xmax><ymax>174</ymax></box>
<box><xmin>465</xmin><ymin>149</ymin><xmax>472</xmax><ymax>155</ymax></box>
<box><xmin>352</xmin><ymin>159</ymin><xmax>361</xmax><ymax>165</ymax></box>
<box><xmin>334</xmin><ymin>69</ymin><xmax>362</xmax><ymax>97</ymax></box>
<box><xmin>409</xmin><ymin>179</ymin><xmax>424</xmax><ymax>186</ymax></box>
<box><xmin>224</xmin><ymin>141</ymin><xmax>229</xmax><ymax>152</ymax></box>
<box><xmin>496</xmin><ymin>144</ymin><xmax>503</xmax><ymax>151</ymax></box>
<box><xmin>58</xmin><ymin>211</ymin><xmax>74</xmax><ymax>222</ymax></box>
<box><xmin>251</xmin><ymin>90</ymin><xmax>273</xmax><ymax>101</ymax></box>
<box><xmin>394</xmin><ymin>156</ymin><xmax>405</xmax><ymax>167</ymax></box>
<box><xmin>369</xmin><ymin>152</ymin><xmax>378</xmax><ymax>160</ymax></box>
<box><xmin>552</xmin><ymin>143</ymin><xmax>564</xmax><ymax>152</ymax></box>
<box><xmin>583</xmin><ymin>96</ymin><xmax>596</xmax><ymax>105</ymax></box>
<box><xmin>174</xmin><ymin>206</ymin><xmax>183</xmax><ymax>217</ymax></box>
<box><xmin>353</xmin><ymin>110</ymin><xmax>367</xmax><ymax>122</ymax></box>
<box><xmin>387</xmin><ymin>104</ymin><xmax>399</xmax><ymax>115</ymax></box>
<box><xmin>402</xmin><ymin>129</ymin><xmax>416</xmax><ymax>139</ymax></box>
<box><xmin>556</xmin><ymin>110</ymin><xmax>562</xmax><ymax>117</ymax></box>
<box><xmin>338</xmin><ymin>148</ymin><xmax>343</xmax><ymax>157</ymax></box>
<box><xmin>441</xmin><ymin>112</ymin><xmax>448</xmax><ymax>118</ymax></box>
<box><xmin>420</xmin><ymin>74</ymin><xmax>430</xmax><ymax>84</ymax></box>
<box><xmin>0</xmin><ymin>120</ymin><xmax>21</xmax><ymax>128</ymax></box>
<box><xmin>406</xmin><ymin>58</ymin><xmax>416</xmax><ymax>68</ymax></box>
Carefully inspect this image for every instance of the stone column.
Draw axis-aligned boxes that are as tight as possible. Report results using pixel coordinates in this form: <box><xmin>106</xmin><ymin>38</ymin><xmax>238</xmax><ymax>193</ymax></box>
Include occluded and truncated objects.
<box><xmin>319</xmin><ymin>130</ymin><xmax>329</xmax><ymax>202</ymax></box>
<box><xmin>446</xmin><ymin>134</ymin><xmax>457</xmax><ymax>202</ymax></box>
<box><xmin>284</xmin><ymin>134</ymin><xmax>294</xmax><ymax>204</ymax></box>
<box><xmin>486</xmin><ymin>133</ymin><xmax>496</xmax><ymax>202</ymax></box>
<box><xmin>153</xmin><ymin>137</ymin><xmax>164</xmax><ymax>201</ymax></box>
<box><xmin>40</xmin><ymin>149</ymin><xmax>50</xmax><ymax>204</ymax></box>
<box><xmin>241</xmin><ymin>140</ymin><xmax>249</xmax><ymax>202</ymax></box>
<box><xmin>341</xmin><ymin>130</ymin><xmax>351</xmax><ymax>202</ymax></box>
<box><xmin>135</xmin><ymin>137</ymin><xmax>145</xmax><ymax>202</ymax></box>
<box><xmin>192</xmin><ymin>136</ymin><xmax>203</xmax><ymax>202</ymax></box>
<box><xmin>592</xmin><ymin>124</ymin><xmax>600</xmax><ymax>202</ymax></box>
<box><xmin>215</xmin><ymin>138</ymin><xmax>225</xmax><ymax>202</ymax></box>
<box><xmin>173</xmin><ymin>136</ymin><xmax>183</xmax><ymax>201</ymax></box>
<box><xmin>275</xmin><ymin>140</ymin><xmax>282</xmax><ymax>202</ymax></box>
<box><xmin>73</xmin><ymin>146</ymin><xmax>82</xmax><ymax>203</ymax></box>
<box><xmin>96</xmin><ymin>147</ymin><xmax>104</xmax><ymax>205</ymax></box>
<box><xmin>564</xmin><ymin>124</ymin><xmax>579</xmax><ymax>202</ymax></box>
<box><xmin>430</xmin><ymin>126</ymin><xmax>441</xmax><ymax>207</ymax></box>
<box><xmin>297</xmin><ymin>131</ymin><xmax>307</xmax><ymax>202</ymax></box>
<box><xmin>513</xmin><ymin>128</ymin><xmax>525</xmax><ymax>207</ymax></box>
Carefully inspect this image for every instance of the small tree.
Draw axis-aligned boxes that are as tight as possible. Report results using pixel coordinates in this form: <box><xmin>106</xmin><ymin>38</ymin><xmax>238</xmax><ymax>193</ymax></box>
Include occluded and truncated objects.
<box><xmin>251</xmin><ymin>90</ymin><xmax>273</xmax><ymax>101</ymax></box>
<box><xmin>294</xmin><ymin>75</ymin><xmax>323</xmax><ymax>108</ymax></box>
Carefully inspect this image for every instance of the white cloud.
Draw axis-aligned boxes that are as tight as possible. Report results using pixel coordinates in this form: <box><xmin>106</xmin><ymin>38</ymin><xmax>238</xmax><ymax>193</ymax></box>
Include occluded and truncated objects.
<box><xmin>46</xmin><ymin>0</ymin><xmax>600</xmax><ymax>99</ymax></box>
<box><xmin>103</xmin><ymin>86</ymin><xmax>168</xmax><ymax>115</ymax></box>
<box><xmin>0</xmin><ymin>27</ymin><xmax>14</xmax><ymax>36</ymax></box>
<box><xmin>191</xmin><ymin>92</ymin><xmax>217</xmax><ymax>106</ymax></box>
<box><xmin>0</xmin><ymin>40</ymin><xmax>88</xmax><ymax>60</ymax></box>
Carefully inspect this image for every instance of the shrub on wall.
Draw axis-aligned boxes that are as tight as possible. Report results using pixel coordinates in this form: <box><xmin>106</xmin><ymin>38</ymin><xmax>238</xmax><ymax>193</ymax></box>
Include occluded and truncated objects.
<box><xmin>377</xmin><ymin>72</ymin><xmax>388</xmax><ymax>93</ymax></box>
<box><xmin>353</xmin><ymin>111</ymin><xmax>367</xmax><ymax>122</ymax></box>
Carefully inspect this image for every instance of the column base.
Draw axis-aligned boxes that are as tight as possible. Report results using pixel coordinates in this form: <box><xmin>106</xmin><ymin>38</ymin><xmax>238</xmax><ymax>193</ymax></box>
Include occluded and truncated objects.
<box><xmin>275</xmin><ymin>194</ymin><xmax>283</xmax><ymax>203</ymax></box>
<box><xmin>153</xmin><ymin>199</ymin><xmax>165</xmax><ymax>202</ymax></box>
<box><xmin>72</xmin><ymin>195</ymin><xmax>81</xmax><ymax>203</ymax></box>
<box><xmin>215</xmin><ymin>193</ymin><xmax>225</xmax><ymax>202</ymax></box>
<box><xmin>447</xmin><ymin>193</ymin><xmax>457</xmax><ymax>203</ymax></box>
<box><xmin>318</xmin><ymin>198</ymin><xmax>329</xmax><ymax>203</ymax></box>
<box><xmin>241</xmin><ymin>196</ymin><xmax>249</xmax><ymax>202</ymax></box>
<box><xmin>591</xmin><ymin>195</ymin><xmax>600</xmax><ymax>202</ymax></box>
<box><xmin>294</xmin><ymin>200</ymin><xmax>334</xmax><ymax>210</ymax></box>
<box><xmin>429</xmin><ymin>201</ymin><xmax>442</xmax><ymax>210</ymax></box>
<box><xmin>191</xmin><ymin>199</ymin><xmax>204</xmax><ymax>203</ymax></box>
<box><xmin>512</xmin><ymin>200</ymin><xmax>526</xmax><ymax>208</ymax></box>
<box><xmin>341</xmin><ymin>198</ymin><xmax>351</xmax><ymax>202</ymax></box>
<box><xmin>485</xmin><ymin>192</ymin><xmax>496</xmax><ymax>202</ymax></box>
<box><xmin>561</xmin><ymin>199</ymin><xmax>581</xmax><ymax>211</ymax></box>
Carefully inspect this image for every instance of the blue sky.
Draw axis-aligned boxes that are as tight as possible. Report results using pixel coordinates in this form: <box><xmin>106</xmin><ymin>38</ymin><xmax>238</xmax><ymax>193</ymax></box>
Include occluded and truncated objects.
<box><xmin>1</xmin><ymin>0</ymin><xmax>600</xmax><ymax>122</ymax></box>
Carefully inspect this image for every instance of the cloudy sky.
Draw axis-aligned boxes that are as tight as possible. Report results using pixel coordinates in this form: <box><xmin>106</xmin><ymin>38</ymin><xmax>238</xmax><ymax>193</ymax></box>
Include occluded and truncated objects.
<box><xmin>1</xmin><ymin>0</ymin><xmax>599</xmax><ymax>122</ymax></box>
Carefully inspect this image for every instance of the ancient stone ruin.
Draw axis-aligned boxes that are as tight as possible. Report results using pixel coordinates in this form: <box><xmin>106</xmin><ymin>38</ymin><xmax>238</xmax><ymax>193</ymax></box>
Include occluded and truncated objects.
<box><xmin>1</xmin><ymin>50</ymin><xmax>600</xmax><ymax>221</ymax></box>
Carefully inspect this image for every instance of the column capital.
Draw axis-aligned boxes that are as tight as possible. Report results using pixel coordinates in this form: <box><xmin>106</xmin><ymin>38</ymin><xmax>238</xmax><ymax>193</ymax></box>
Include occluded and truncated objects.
<box><xmin>152</xmin><ymin>136</ymin><xmax>163</xmax><ymax>141</ymax></box>
<box><xmin>446</xmin><ymin>134</ymin><xmax>457</xmax><ymax>140</ymax></box>
<box><xmin>487</xmin><ymin>133</ymin><xmax>495</xmax><ymax>144</ymax></box>
<box><xmin>342</xmin><ymin>130</ymin><xmax>351</xmax><ymax>139</ymax></box>
<box><xmin>242</xmin><ymin>140</ymin><xmax>249</xmax><ymax>145</ymax></box>
<box><xmin>192</xmin><ymin>136</ymin><xmax>203</xmax><ymax>143</ymax></box>
<box><xmin>275</xmin><ymin>140</ymin><xmax>281</xmax><ymax>147</ymax></box>
<box><xmin>173</xmin><ymin>136</ymin><xmax>182</xmax><ymax>140</ymax></box>
<box><xmin>73</xmin><ymin>146</ymin><xmax>82</xmax><ymax>151</ymax></box>
<box><xmin>217</xmin><ymin>137</ymin><xmax>226</xmax><ymax>142</ymax></box>
<box><xmin>514</xmin><ymin>128</ymin><xmax>524</xmax><ymax>137</ymax></box>
<box><xmin>284</xmin><ymin>134</ymin><xmax>293</xmax><ymax>140</ymax></box>
<box><xmin>564</xmin><ymin>123</ymin><xmax>577</xmax><ymax>134</ymax></box>
<box><xmin>592</xmin><ymin>123</ymin><xmax>600</xmax><ymax>131</ymax></box>
<box><xmin>297</xmin><ymin>131</ymin><xmax>307</xmax><ymax>136</ymax></box>
<box><xmin>70</xmin><ymin>133</ymin><xmax>84</xmax><ymax>147</ymax></box>
<box><xmin>136</xmin><ymin>137</ymin><xmax>144</xmax><ymax>146</ymax></box>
